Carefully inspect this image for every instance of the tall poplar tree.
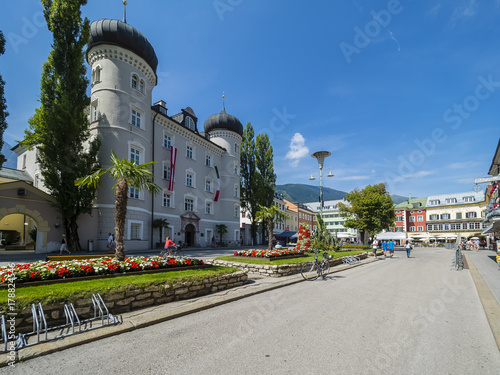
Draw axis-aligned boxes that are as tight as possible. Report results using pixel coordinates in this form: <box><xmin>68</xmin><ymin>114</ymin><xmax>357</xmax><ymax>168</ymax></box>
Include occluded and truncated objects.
<box><xmin>240</xmin><ymin>123</ymin><xmax>259</xmax><ymax>245</ymax></box>
<box><xmin>22</xmin><ymin>0</ymin><xmax>100</xmax><ymax>251</ymax></box>
<box><xmin>0</xmin><ymin>30</ymin><xmax>8</xmax><ymax>168</ymax></box>
<box><xmin>255</xmin><ymin>133</ymin><xmax>276</xmax><ymax>243</ymax></box>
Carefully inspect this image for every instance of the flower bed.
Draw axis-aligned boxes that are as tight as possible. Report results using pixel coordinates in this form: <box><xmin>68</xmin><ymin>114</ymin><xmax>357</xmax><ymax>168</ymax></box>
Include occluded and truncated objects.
<box><xmin>233</xmin><ymin>248</ymin><xmax>305</xmax><ymax>259</ymax></box>
<box><xmin>0</xmin><ymin>256</ymin><xmax>204</xmax><ymax>285</ymax></box>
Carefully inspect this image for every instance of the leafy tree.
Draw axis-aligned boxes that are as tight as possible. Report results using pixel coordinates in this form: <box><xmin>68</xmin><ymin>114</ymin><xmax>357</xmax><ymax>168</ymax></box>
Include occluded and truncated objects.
<box><xmin>255</xmin><ymin>204</ymin><xmax>288</xmax><ymax>250</ymax></box>
<box><xmin>21</xmin><ymin>0</ymin><xmax>100</xmax><ymax>251</ymax></box>
<box><xmin>240</xmin><ymin>123</ymin><xmax>259</xmax><ymax>245</ymax></box>
<box><xmin>0</xmin><ymin>30</ymin><xmax>8</xmax><ymax>167</ymax></box>
<box><xmin>255</xmin><ymin>133</ymin><xmax>276</xmax><ymax>244</ymax></box>
<box><xmin>76</xmin><ymin>150</ymin><xmax>161</xmax><ymax>261</ymax></box>
<box><xmin>337</xmin><ymin>183</ymin><xmax>396</xmax><ymax>244</ymax></box>
<box><xmin>215</xmin><ymin>224</ymin><xmax>228</xmax><ymax>246</ymax></box>
<box><xmin>152</xmin><ymin>218</ymin><xmax>169</xmax><ymax>245</ymax></box>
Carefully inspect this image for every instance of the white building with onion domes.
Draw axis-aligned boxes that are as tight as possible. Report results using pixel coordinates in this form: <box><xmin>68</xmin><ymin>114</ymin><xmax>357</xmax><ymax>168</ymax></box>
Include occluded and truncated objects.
<box><xmin>12</xmin><ymin>18</ymin><xmax>242</xmax><ymax>252</ymax></box>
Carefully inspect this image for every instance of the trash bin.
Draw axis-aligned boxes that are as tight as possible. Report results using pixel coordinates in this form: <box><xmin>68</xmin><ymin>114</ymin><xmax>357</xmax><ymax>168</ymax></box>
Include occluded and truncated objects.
<box><xmin>88</xmin><ymin>239</ymin><xmax>94</xmax><ymax>252</ymax></box>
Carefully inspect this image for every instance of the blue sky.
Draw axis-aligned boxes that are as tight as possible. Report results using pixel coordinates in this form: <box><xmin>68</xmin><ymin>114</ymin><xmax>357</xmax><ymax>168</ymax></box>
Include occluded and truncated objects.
<box><xmin>1</xmin><ymin>0</ymin><xmax>499</xmax><ymax>198</ymax></box>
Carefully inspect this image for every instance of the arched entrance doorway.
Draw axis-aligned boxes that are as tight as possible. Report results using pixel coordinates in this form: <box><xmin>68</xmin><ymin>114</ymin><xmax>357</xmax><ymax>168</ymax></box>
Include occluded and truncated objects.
<box><xmin>180</xmin><ymin>211</ymin><xmax>200</xmax><ymax>247</ymax></box>
<box><xmin>0</xmin><ymin>213</ymin><xmax>37</xmax><ymax>250</ymax></box>
<box><xmin>184</xmin><ymin>224</ymin><xmax>195</xmax><ymax>246</ymax></box>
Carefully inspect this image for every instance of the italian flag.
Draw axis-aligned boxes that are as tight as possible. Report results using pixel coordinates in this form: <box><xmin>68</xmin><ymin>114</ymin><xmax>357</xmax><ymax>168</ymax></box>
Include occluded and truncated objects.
<box><xmin>214</xmin><ymin>166</ymin><xmax>221</xmax><ymax>202</ymax></box>
<box><xmin>168</xmin><ymin>146</ymin><xmax>177</xmax><ymax>191</ymax></box>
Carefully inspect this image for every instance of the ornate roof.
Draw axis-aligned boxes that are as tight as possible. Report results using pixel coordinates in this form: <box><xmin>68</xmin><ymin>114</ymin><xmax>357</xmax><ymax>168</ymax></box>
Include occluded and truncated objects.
<box><xmin>203</xmin><ymin>107</ymin><xmax>243</xmax><ymax>136</ymax></box>
<box><xmin>87</xmin><ymin>19</ymin><xmax>158</xmax><ymax>73</ymax></box>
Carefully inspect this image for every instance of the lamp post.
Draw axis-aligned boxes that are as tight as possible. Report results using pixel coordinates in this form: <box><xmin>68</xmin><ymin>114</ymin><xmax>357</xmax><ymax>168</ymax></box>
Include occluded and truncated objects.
<box><xmin>309</xmin><ymin>151</ymin><xmax>333</xmax><ymax>219</ymax></box>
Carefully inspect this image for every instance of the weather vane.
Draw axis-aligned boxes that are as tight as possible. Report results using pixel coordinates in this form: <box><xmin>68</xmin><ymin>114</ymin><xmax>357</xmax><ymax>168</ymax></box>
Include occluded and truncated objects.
<box><xmin>123</xmin><ymin>0</ymin><xmax>127</xmax><ymax>23</ymax></box>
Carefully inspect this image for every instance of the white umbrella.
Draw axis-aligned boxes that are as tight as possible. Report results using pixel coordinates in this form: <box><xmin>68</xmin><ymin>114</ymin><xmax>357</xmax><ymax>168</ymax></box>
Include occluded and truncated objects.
<box><xmin>471</xmin><ymin>236</ymin><xmax>479</xmax><ymax>240</ymax></box>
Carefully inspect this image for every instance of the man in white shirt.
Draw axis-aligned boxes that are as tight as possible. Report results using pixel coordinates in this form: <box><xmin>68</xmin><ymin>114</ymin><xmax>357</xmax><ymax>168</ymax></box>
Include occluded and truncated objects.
<box><xmin>107</xmin><ymin>233</ymin><xmax>113</xmax><ymax>249</ymax></box>
<box><xmin>372</xmin><ymin>238</ymin><xmax>379</xmax><ymax>258</ymax></box>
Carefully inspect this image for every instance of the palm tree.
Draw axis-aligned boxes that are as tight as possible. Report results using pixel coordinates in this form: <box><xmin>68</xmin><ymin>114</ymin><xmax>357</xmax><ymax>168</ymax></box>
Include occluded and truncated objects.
<box><xmin>76</xmin><ymin>150</ymin><xmax>161</xmax><ymax>261</ymax></box>
<box><xmin>255</xmin><ymin>204</ymin><xmax>289</xmax><ymax>250</ymax></box>
<box><xmin>215</xmin><ymin>224</ymin><xmax>228</xmax><ymax>246</ymax></box>
<box><xmin>152</xmin><ymin>218</ymin><xmax>169</xmax><ymax>246</ymax></box>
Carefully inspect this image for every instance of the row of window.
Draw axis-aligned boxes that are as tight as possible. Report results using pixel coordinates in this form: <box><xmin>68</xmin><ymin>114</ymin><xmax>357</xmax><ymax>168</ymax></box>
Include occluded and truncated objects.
<box><xmin>161</xmin><ymin>192</ymin><xmax>240</xmax><ymax>217</ymax></box>
<box><xmin>428</xmin><ymin>196</ymin><xmax>476</xmax><ymax>205</ymax></box>
<box><xmin>426</xmin><ymin>222</ymin><xmax>484</xmax><ymax>231</ymax></box>
<box><xmin>91</xmin><ymin>65</ymin><xmax>146</xmax><ymax>95</ymax></box>
<box><xmin>396</xmin><ymin>212</ymin><xmax>481</xmax><ymax>222</ymax></box>
<box><xmin>396</xmin><ymin>215</ymin><xmax>424</xmax><ymax>222</ymax></box>
<box><xmin>428</xmin><ymin>212</ymin><xmax>480</xmax><ymax>220</ymax></box>
<box><xmin>128</xmin><ymin>222</ymin><xmax>239</xmax><ymax>243</ymax></box>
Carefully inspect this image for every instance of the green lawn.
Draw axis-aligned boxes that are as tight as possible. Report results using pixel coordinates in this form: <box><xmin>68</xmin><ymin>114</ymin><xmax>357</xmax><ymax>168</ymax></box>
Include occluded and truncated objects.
<box><xmin>217</xmin><ymin>250</ymin><xmax>366</xmax><ymax>265</ymax></box>
<box><xmin>0</xmin><ymin>266</ymin><xmax>239</xmax><ymax>311</ymax></box>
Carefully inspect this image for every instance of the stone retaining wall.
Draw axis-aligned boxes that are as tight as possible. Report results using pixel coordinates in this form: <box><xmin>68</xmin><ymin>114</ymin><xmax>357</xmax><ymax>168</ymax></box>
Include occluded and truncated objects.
<box><xmin>11</xmin><ymin>271</ymin><xmax>247</xmax><ymax>333</ymax></box>
<box><xmin>205</xmin><ymin>253</ymin><xmax>369</xmax><ymax>277</ymax></box>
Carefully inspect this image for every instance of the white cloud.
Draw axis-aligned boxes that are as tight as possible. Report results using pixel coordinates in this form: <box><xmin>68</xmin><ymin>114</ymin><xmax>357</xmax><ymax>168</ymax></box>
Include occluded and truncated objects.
<box><xmin>286</xmin><ymin>133</ymin><xmax>309</xmax><ymax>166</ymax></box>
<box><xmin>448</xmin><ymin>161</ymin><xmax>480</xmax><ymax>169</ymax></box>
<box><xmin>387</xmin><ymin>170</ymin><xmax>434</xmax><ymax>183</ymax></box>
<box><xmin>451</xmin><ymin>0</ymin><xmax>477</xmax><ymax>22</ymax></box>
<box><xmin>427</xmin><ymin>3</ymin><xmax>442</xmax><ymax>18</ymax></box>
<box><xmin>456</xmin><ymin>177</ymin><xmax>475</xmax><ymax>184</ymax></box>
<box><xmin>337</xmin><ymin>175</ymin><xmax>371</xmax><ymax>181</ymax></box>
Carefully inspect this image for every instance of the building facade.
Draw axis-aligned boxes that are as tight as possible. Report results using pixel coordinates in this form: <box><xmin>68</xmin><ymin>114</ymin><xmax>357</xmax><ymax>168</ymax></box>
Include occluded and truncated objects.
<box><xmin>425</xmin><ymin>191</ymin><xmax>486</xmax><ymax>240</ymax></box>
<box><xmin>480</xmin><ymin>138</ymin><xmax>500</xmax><ymax>243</ymax></box>
<box><xmin>304</xmin><ymin>199</ymin><xmax>359</xmax><ymax>241</ymax></box>
<box><xmin>11</xmin><ymin>19</ymin><xmax>242</xmax><ymax>252</ymax></box>
<box><xmin>394</xmin><ymin>197</ymin><xmax>427</xmax><ymax>235</ymax></box>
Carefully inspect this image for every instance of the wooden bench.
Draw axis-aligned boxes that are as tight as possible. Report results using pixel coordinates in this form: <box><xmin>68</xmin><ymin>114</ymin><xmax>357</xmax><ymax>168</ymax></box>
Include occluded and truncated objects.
<box><xmin>45</xmin><ymin>254</ymin><xmax>116</xmax><ymax>262</ymax></box>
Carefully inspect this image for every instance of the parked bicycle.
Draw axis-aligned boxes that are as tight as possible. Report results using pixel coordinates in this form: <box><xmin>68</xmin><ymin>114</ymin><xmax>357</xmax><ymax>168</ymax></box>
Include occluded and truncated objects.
<box><xmin>300</xmin><ymin>250</ymin><xmax>332</xmax><ymax>280</ymax></box>
<box><xmin>454</xmin><ymin>245</ymin><xmax>464</xmax><ymax>271</ymax></box>
<box><xmin>160</xmin><ymin>246</ymin><xmax>184</xmax><ymax>258</ymax></box>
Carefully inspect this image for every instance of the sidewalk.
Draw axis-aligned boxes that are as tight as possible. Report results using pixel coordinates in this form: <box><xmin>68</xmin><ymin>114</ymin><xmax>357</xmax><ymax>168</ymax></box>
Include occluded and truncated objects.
<box><xmin>1</xmin><ymin>255</ymin><xmax>377</xmax><ymax>365</ymax></box>
<box><xmin>463</xmin><ymin>249</ymin><xmax>500</xmax><ymax>305</ymax></box>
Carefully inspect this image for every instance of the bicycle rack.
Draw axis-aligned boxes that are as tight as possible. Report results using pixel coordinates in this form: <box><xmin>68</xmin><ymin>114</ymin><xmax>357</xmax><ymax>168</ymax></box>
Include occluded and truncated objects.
<box><xmin>1</xmin><ymin>315</ymin><xmax>7</xmax><ymax>352</ymax></box>
<box><xmin>453</xmin><ymin>248</ymin><xmax>464</xmax><ymax>271</ymax></box>
<box><xmin>342</xmin><ymin>256</ymin><xmax>360</xmax><ymax>265</ymax></box>
<box><xmin>1</xmin><ymin>293</ymin><xmax>121</xmax><ymax>353</ymax></box>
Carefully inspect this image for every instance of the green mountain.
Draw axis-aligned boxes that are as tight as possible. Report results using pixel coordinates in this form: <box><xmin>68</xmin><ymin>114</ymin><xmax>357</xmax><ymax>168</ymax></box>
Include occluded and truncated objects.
<box><xmin>275</xmin><ymin>184</ymin><xmax>346</xmax><ymax>204</ymax></box>
<box><xmin>275</xmin><ymin>183</ymin><xmax>409</xmax><ymax>205</ymax></box>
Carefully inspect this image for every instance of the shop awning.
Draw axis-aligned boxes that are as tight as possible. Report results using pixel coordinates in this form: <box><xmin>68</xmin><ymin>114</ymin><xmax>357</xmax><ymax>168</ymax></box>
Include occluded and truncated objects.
<box><xmin>375</xmin><ymin>232</ymin><xmax>407</xmax><ymax>240</ymax></box>
<box><xmin>337</xmin><ymin>233</ymin><xmax>357</xmax><ymax>238</ymax></box>
<box><xmin>482</xmin><ymin>219</ymin><xmax>500</xmax><ymax>235</ymax></box>
<box><xmin>276</xmin><ymin>231</ymin><xmax>297</xmax><ymax>238</ymax></box>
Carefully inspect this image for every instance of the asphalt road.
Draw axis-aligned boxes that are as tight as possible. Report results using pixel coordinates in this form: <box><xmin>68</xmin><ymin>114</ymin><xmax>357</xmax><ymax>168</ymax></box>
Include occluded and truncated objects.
<box><xmin>5</xmin><ymin>247</ymin><xmax>500</xmax><ymax>375</ymax></box>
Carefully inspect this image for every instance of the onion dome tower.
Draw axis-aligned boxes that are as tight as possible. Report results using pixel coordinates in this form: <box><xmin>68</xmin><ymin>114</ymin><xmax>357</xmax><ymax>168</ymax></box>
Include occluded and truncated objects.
<box><xmin>86</xmin><ymin>16</ymin><xmax>158</xmax><ymax>249</ymax></box>
<box><xmin>204</xmin><ymin>95</ymin><xmax>243</xmax><ymax>214</ymax></box>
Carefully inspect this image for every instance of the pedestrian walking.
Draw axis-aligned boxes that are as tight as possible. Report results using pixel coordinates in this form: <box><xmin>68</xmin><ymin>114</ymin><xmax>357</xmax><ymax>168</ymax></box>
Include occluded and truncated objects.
<box><xmin>405</xmin><ymin>240</ymin><xmax>412</xmax><ymax>258</ymax></box>
<box><xmin>496</xmin><ymin>250</ymin><xmax>500</xmax><ymax>271</ymax></box>
<box><xmin>59</xmin><ymin>234</ymin><xmax>71</xmax><ymax>255</ymax></box>
<box><xmin>372</xmin><ymin>237</ymin><xmax>379</xmax><ymax>258</ymax></box>
<box><xmin>382</xmin><ymin>240</ymin><xmax>388</xmax><ymax>257</ymax></box>
<box><xmin>388</xmin><ymin>239</ymin><xmax>395</xmax><ymax>257</ymax></box>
